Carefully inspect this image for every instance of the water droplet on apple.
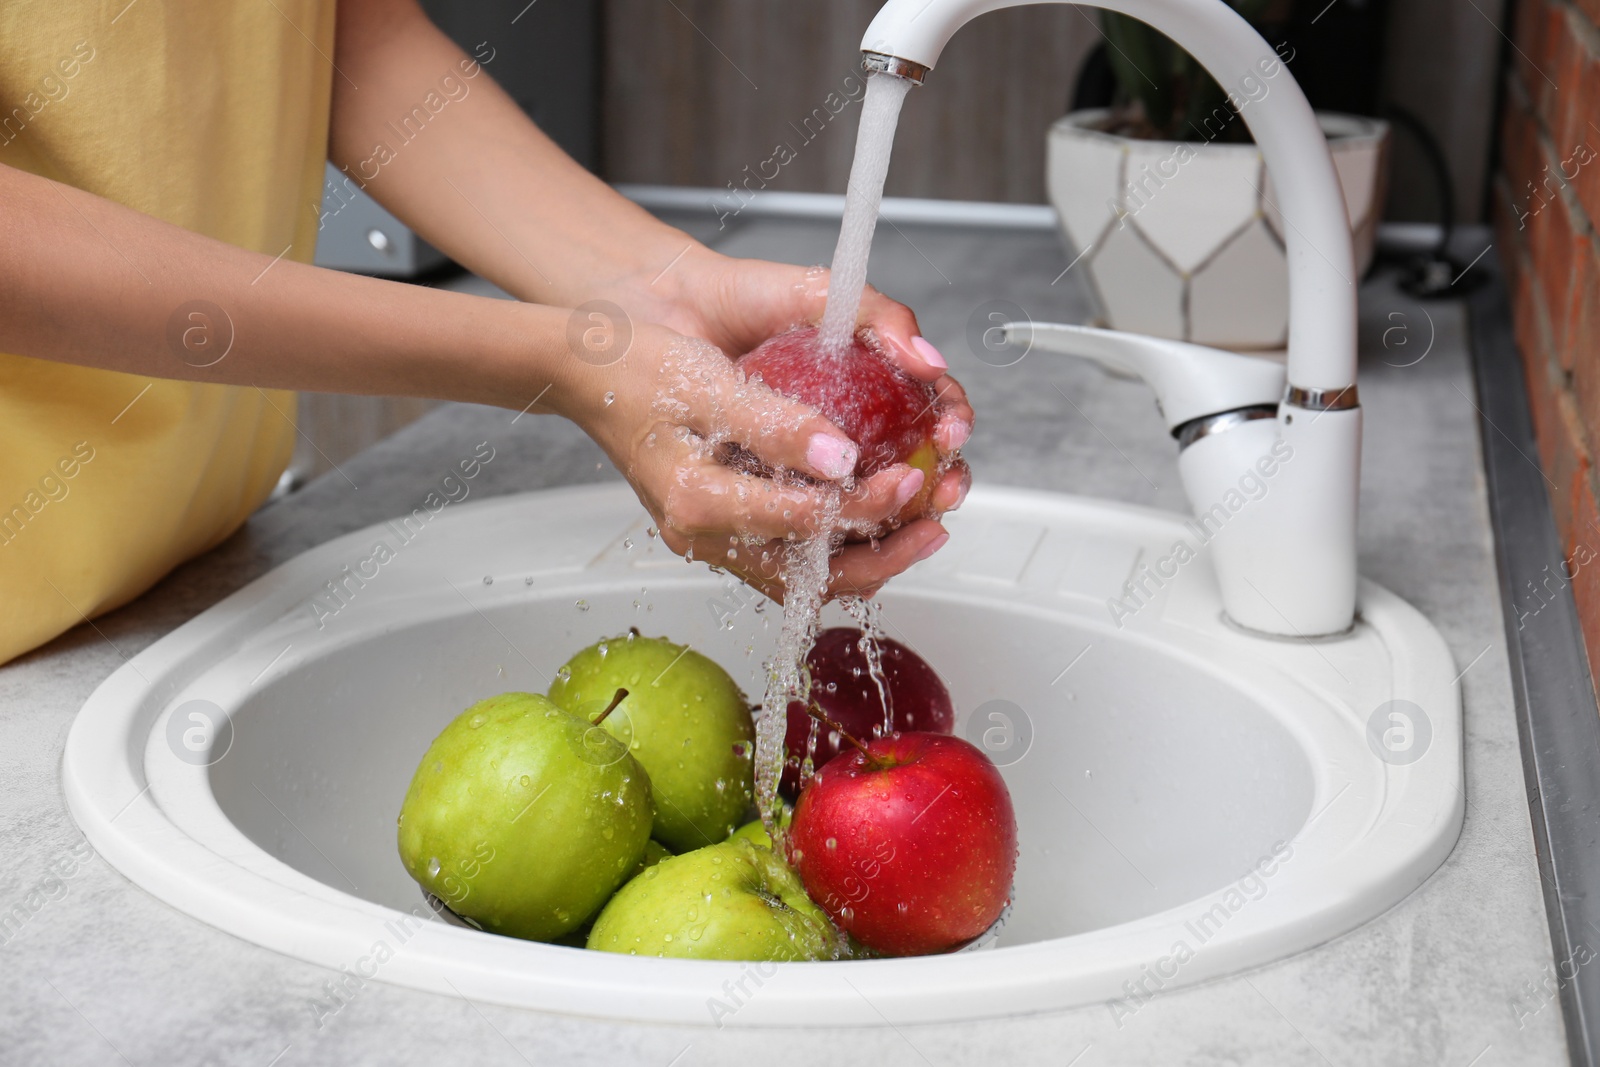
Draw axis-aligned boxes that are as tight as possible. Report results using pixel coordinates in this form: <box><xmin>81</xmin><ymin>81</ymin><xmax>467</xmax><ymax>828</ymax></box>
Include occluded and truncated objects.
<box><xmin>468</xmin><ymin>713</ymin><xmax>487</xmax><ymax>729</ymax></box>
<box><xmin>598</xmin><ymin>642</ymin><xmax>609</xmax><ymax>658</ymax></box>
<box><xmin>602</xmin><ymin>827</ymin><xmax>614</xmax><ymax>840</ymax></box>
<box><xmin>519</xmin><ymin>774</ymin><xmax>531</xmax><ymax>788</ymax></box>
<box><xmin>663</xmin><ymin>933</ymin><xmax>673</xmax><ymax>942</ymax></box>
<box><xmin>427</xmin><ymin>857</ymin><xmax>441</xmax><ymax>878</ymax></box>
<box><xmin>825</xmin><ymin>838</ymin><xmax>837</xmax><ymax>851</ymax></box>
<box><xmin>556</xmin><ymin>666</ymin><xmax>572</xmax><ymax>682</ymax></box>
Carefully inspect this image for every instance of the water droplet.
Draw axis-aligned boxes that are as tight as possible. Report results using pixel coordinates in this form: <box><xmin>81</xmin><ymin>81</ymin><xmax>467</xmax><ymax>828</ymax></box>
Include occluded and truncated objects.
<box><xmin>623</xmin><ymin>537</ymin><xmax>634</xmax><ymax>550</ymax></box>
<box><xmin>520</xmin><ymin>774</ymin><xmax>532</xmax><ymax>788</ymax></box>
<box><xmin>575</xmin><ymin>599</ymin><xmax>590</xmax><ymax>612</ymax></box>
<box><xmin>468</xmin><ymin>713</ymin><xmax>487</xmax><ymax>729</ymax></box>
<box><xmin>482</xmin><ymin>575</ymin><xmax>493</xmax><ymax>585</ymax></box>
<box><xmin>603</xmin><ymin>391</ymin><xmax>616</xmax><ymax>406</ymax></box>
<box><xmin>427</xmin><ymin>857</ymin><xmax>441</xmax><ymax>878</ymax></box>
<box><xmin>556</xmin><ymin>666</ymin><xmax>572</xmax><ymax>682</ymax></box>
<box><xmin>825</xmin><ymin>837</ymin><xmax>837</xmax><ymax>851</ymax></box>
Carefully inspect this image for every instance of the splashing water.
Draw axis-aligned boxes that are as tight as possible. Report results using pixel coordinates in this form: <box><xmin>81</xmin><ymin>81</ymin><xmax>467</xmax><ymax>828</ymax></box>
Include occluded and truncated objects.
<box><xmin>750</xmin><ymin>74</ymin><xmax>915</xmax><ymax>833</ymax></box>
<box><xmin>841</xmin><ymin>596</ymin><xmax>895</xmax><ymax>737</ymax></box>
<box><xmin>755</xmin><ymin>493</ymin><xmax>843</xmax><ymax>830</ymax></box>
<box><xmin>816</xmin><ymin>73</ymin><xmax>914</xmax><ymax>358</ymax></box>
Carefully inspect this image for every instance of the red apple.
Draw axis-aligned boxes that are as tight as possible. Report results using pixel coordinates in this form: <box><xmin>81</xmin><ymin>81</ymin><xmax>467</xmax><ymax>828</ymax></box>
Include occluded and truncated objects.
<box><xmin>781</xmin><ymin>627</ymin><xmax>954</xmax><ymax>798</ymax></box>
<box><xmin>733</xmin><ymin>326</ymin><xmax>939</xmax><ymax>526</ymax></box>
<box><xmin>787</xmin><ymin>730</ymin><xmax>1017</xmax><ymax>956</ymax></box>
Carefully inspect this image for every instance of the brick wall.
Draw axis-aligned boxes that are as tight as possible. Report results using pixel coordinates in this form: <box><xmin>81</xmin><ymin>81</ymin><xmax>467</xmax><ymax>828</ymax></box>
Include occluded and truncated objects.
<box><xmin>1495</xmin><ymin>0</ymin><xmax>1600</xmax><ymax>683</ymax></box>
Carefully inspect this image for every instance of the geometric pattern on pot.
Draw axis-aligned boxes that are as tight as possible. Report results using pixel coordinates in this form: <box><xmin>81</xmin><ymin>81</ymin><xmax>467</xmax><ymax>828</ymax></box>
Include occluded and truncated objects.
<box><xmin>1045</xmin><ymin>119</ymin><xmax>1125</xmax><ymax>257</ymax></box>
<box><xmin>1125</xmin><ymin>141</ymin><xmax>1261</xmax><ymax>275</ymax></box>
<box><xmin>1090</xmin><ymin>217</ymin><xmax>1186</xmax><ymax>340</ymax></box>
<box><xmin>1048</xmin><ymin>110</ymin><xmax>1390</xmax><ymax>350</ymax></box>
<box><xmin>1190</xmin><ymin>218</ymin><xmax>1290</xmax><ymax>348</ymax></box>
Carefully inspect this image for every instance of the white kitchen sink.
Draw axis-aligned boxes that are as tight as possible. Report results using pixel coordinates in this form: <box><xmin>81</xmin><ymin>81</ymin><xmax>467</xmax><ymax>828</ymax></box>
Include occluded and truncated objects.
<box><xmin>63</xmin><ymin>483</ymin><xmax>1461</xmax><ymax>1025</ymax></box>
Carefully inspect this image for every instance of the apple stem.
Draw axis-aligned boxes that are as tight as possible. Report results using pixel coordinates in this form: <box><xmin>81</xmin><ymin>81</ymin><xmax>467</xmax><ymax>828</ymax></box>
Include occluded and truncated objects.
<box><xmin>805</xmin><ymin>702</ymin><xmax>888</xmax><ymax>769</ymax></box>
<box><xmin>593</xmin><ymin>688</ymin><xmax>629</xmax><ymax>725</ymax></box>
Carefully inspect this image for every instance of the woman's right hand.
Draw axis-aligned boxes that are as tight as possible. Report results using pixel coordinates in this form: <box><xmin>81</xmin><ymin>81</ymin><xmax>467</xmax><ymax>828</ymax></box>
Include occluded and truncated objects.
<box><xmin>550</xmin><ymin>322</ymin><xmax>950</xmax><ymax>603</ymax></box>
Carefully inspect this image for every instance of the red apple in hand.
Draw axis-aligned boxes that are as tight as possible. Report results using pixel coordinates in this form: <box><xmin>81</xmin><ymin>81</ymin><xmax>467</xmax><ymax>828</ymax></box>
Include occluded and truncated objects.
<box><xmin>781</xmin><ymin>627</ymin><xmax>954</xmax><ymax>798</ymax></box>
<box><xmin>733</xmin><ymin>326</ymin><xmax>940</xmax><ymax>527</ymax></box>
<box><xmin>787</xmin><ymin>723</ymin><xmax>1017</xmax><ymax>956</ymax></box>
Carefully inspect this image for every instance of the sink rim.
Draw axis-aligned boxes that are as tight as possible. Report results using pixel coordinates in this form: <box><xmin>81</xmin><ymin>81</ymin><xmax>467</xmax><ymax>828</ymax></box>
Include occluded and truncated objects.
<box><xmin>63</xmin><ymin>483</ymin><xmax>1463</xmax><ymax>1026</ymax></box>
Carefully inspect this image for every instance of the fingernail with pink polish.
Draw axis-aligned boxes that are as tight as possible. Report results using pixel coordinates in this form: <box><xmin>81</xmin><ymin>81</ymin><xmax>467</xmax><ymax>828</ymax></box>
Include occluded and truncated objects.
<box><xmin>914</xmin><ymin>531</ymin><xmax>950</xmax><ymax>562</ymax></box>
<box><xmin>894</xmin><ymin>468</ymin><xmax>925</xmax><ymax>507</ymax></box>
<box><xmin>943</xmin><ymin>418</ymin><xmax>971</xmax><ymax>451</ymax></box>
<box><xmin>910</xmin><ymin>336</ymin><xmax>947</xmax><ymax>371</ymax></box>
<box><xmin>806</xmin><ymin>433</ymin><xmax>858</xmax><ymax>480</ymax></box>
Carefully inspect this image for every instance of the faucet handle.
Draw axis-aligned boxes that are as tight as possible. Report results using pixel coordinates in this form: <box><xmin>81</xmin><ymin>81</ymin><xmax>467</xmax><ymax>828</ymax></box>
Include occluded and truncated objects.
<box><xmin>1008</xmin><ymin>322</ymin><xmax>1286</xmax><ymax>434</ymax></box>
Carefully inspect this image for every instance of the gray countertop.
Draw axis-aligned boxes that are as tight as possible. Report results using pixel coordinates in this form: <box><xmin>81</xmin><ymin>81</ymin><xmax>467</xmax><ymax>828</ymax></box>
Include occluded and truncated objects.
<box><xmin>0</xmin><ymin>213</ymin><xmax>1567</xmax><ymax>1065</ymax></box>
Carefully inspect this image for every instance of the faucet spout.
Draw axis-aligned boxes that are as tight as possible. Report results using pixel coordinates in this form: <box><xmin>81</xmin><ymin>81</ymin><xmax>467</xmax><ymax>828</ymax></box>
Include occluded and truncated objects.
<box><xmin>863</xmin><ymin>0</ymin><xmax>1362</xmax><ymax>636</ymax></box>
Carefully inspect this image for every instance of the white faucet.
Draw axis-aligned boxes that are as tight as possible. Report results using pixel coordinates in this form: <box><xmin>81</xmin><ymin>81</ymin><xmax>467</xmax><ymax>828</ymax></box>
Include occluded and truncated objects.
<box><xmin>862</xmin><ymin>0</ymin><xmax>1362</xmax><ymax>637</ymax></box>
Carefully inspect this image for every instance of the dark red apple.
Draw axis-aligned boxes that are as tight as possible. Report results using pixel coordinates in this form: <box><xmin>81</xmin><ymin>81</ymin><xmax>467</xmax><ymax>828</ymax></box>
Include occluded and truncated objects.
<box><xmin>787</xmin><ymin>730</ymin><xmax>1017</xmax><ymax>956</ymax></box>
<box><xmin>781</xmin><ymin>627</ymin><xmax>953</xmax><ymax>798</ymax></box>
<box><xmin>733</xmin><ymin>326</ymin><xmax>939</xmax><ymax>526</ymax></box>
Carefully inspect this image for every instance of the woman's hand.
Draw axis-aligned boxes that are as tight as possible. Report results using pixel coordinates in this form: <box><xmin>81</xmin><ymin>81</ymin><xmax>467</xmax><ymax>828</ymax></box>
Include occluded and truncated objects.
<box><xmin>560</xmin><ymin>241</ymin><xmax>975</xmax><ymax>603</ymax></box>
<box><xmin>595</xmin><ymin>243</ymin><xmax>974</xmax><ymax>516</ymax></box>
<box><xmin>554</xmin><ymin>322</ymin><xmax>950</xmax><ymax>602</ymax></box>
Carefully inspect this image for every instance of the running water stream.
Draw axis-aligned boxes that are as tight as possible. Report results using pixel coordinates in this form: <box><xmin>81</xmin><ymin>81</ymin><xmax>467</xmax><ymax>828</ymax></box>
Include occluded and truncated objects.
<box><xmin>815</xmin><ymin>74</ymin><xmax>914</xmax><ymax>358</ymax></box>
<box><xmin>753</xmin><ymin>72</ymin><xmax>914</xmax><ymax>831</ymax></box>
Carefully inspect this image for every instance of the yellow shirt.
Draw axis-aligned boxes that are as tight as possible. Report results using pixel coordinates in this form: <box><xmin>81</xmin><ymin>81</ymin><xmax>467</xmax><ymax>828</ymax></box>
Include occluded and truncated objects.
<box><xmin>0</xmin><ymin>0</ymin><xmax>334</xmax><ymax>665</ymax></box>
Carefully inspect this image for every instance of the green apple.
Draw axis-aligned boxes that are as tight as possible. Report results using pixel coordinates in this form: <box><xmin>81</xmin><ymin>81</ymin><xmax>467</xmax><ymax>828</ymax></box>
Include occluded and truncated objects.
<box><xmin>587</xmin><ymin>837</ymin><xmax>838</xmax><ymax>961</ymax></box>
<box><xmin>729</xmin><ymin>805</ymin><xmax>791</xmax><ymax>850</ymax></box>
<box><xmin>397</xmin><ymin>691</ymin><xmax>653</xmax><ymax>942</ymax></box>
<box><xmin>636</xmin><ymin>838</ymin><xmax>674</xmax><ymax>874</ymax></box>
<box><xmin>551</xmin><ymin>839</ymin><xmax>678</xmax><ymax>948</ymax></box>
<box><xmin>549</xmin><ymin>632</ymin><xmax>755</xmax><ymax>853</ymax></box>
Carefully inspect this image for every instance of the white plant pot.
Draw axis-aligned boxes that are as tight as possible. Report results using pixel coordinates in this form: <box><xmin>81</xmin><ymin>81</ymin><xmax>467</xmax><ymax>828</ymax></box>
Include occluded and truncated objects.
<box><xmin>1046</xmin><ymin>109</ymin><xmax>1390</xmax><ymax>350</ymax></box>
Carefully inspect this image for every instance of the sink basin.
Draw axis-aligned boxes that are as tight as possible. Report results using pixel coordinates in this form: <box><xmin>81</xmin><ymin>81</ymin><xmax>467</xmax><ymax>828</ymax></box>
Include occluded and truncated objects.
<box><xmin>63</xmin><ymin>483</ymin><xmax>1462</xmax><ymax>1025</ymax></box>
